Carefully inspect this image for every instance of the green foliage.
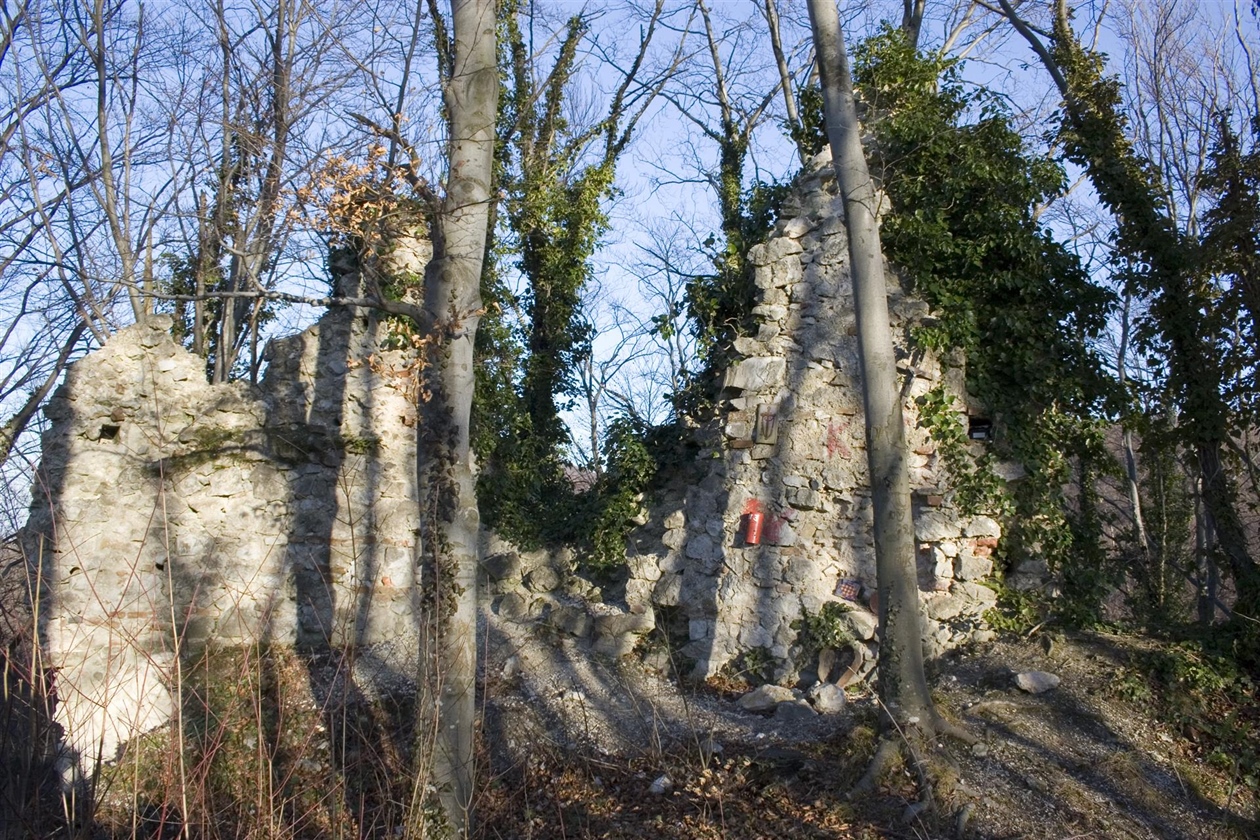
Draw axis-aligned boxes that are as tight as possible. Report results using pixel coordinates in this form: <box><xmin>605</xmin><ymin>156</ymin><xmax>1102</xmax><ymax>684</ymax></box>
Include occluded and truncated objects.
<box><xmin>1118</xmin><ymin>635</ymin><xmax>1260</xmax><ymax>799</ymax></box>
<box><xmin>1200</xmin><ymin>117</ymin><xmax>1260</xmax><ymax>434</ymax></box>
<box><xmin>1050</xmin><ymin>20</ymin><xmax>1260</xmax><ymax>634</ymax></box>
<box><xmin>725</xmin><ymin>646</ymin><xmax>776</xmax><ymax>686</ymax></box>
<box><xmin>583</xmin><ymin>417</ymin><xmax>658</xmax><ymax>573</ymax></box>
<box><xmin>791</xmin><ymin>602</ymin><xmax>854</xmax><ymax>659</ymax></box>
<box><xmin>475</xmin><ymin>4</ymin><xmax>631</xmax><ymax>555</ymax></box>
<box><xmin>680</xmin><ymin>177</ymin><xmax>789</xmax><ymax>414</ymax></box>
<box><xmin>915</xmin><ymin>386</ymin><xmax>1009</xmax><ymax>517</ymax></box>
<box><xmin>840</xmin><ymin>30</ymin><xmax>1117</xmax><ymax>620</ymax></box>
<box><xmin>983</xmin><ymin>580</ymin><xmax>1048</xmax><ymax>635</ymax></box>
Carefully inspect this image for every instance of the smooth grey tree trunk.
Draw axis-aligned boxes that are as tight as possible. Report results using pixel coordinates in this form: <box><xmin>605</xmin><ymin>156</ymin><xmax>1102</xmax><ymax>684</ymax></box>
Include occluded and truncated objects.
<box><xmin>805</xmin><ymin>0</ymin><xmax>937</xmax><ymax>730</ymax></box>
<box><xmin>414</xmin><ymin>0</ymin><xmax>496</xmax><ymax>834</ymax></box>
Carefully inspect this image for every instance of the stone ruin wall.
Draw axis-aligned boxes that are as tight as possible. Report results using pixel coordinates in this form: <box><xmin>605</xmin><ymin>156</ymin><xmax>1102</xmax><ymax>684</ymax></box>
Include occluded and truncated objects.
<box><xmin>21</xmin><ymin>156</ymin><xmax>1008</xmax><ymax>767</ymax></box>
<box><xmin>20</xmin><ymin>253</ymin><xmax>427</xmax><ymax>767</ymax></box>
<box><xmin>612</xmin><ymin>152</ymin><xmax>1002</xmax><ymax>680</ymax></box>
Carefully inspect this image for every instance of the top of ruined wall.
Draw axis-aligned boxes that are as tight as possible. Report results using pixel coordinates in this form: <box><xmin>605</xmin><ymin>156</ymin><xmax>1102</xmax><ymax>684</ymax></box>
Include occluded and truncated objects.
<box><xmin>23</xmin><ymin>249</ymin><xmax>428</xmax><ymax>764</ymax></box>
<box><xmin>606</xmin><ymin>152</ymin><xmax>1001</xmax><ymax>680</ymax></box>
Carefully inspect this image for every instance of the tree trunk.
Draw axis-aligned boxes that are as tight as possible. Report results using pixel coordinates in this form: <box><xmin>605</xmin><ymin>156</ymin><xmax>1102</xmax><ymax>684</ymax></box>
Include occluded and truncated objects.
<box><xmin>415</xmin><ymin>0</ymin><xmax>496</xmax><ymax>834</ymax></box>
<box><xmin>806</xmin><ymin>0</ymin><xmax>937</xmax><ymax>731</ymax></box>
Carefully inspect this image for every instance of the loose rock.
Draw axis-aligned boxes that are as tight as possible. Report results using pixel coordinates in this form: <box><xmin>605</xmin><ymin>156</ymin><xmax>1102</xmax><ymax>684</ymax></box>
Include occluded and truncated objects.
<box><xmin>1014</xmin><ymin>670</ymin><xmax>1061</xmax><ymax>694</ymax></box>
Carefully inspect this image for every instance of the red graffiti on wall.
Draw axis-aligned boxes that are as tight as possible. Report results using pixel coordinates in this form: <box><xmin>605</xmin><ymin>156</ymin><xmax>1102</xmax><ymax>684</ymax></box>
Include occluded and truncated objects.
<box><xmin>826</xmin><ymin>421</ymin><xmax>851</xmax><ymax>459</ymax></box>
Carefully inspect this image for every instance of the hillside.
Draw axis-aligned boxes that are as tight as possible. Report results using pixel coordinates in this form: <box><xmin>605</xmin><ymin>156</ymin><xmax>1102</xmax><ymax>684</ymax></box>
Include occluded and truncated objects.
<box><xmin>474</xmin><ymin>623</ymin><xmax>1258</xmax><ymax>839</ymax></box>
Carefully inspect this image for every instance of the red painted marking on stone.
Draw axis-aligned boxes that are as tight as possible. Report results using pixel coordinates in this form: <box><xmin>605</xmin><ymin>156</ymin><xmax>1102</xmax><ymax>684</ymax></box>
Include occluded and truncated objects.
<box><xmin>826</xmin><ymin>421</ymin><xmax>851</xmax><ymax>459</ymax></box>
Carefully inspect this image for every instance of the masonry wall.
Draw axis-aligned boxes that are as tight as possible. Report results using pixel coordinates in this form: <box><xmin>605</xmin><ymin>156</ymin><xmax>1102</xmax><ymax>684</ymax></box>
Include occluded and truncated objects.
<box><xmin>24</xmin><ymin>159</ymin><xmax>1008</xmax><ymax>766</ymax></box>
<box><xmin>618</xmin><ymin>152</ymin><xmax>1002</xmax><ymax>680</ymax></box>
<box><xmin>21</xmin><ymin>265</ymin><xmax>425</xmax><ymax>767</ymax></box>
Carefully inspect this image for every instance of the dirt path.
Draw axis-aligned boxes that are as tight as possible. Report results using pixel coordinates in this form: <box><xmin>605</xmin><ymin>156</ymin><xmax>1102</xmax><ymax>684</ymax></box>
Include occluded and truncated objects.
<box><xmin>481</xmin><ymin>612</ymin><xmax>1257</xmax><ymax>839</ymax></box>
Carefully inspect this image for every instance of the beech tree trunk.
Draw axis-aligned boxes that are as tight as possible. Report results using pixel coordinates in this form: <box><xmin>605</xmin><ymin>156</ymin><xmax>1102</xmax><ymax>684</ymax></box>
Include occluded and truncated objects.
<box><xmin>805</xmin><ymin>0</ymin><xmax>937</xmax><ymax>730</ymax></box>
<box><xmin>415</xmin><ymin>0</ymin><xmax>496</xmax><ymax>834</ymax></box>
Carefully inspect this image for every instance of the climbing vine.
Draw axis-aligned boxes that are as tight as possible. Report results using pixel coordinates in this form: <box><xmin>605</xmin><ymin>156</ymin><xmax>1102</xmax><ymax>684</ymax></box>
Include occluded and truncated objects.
<box><xmin>842</xmin><ymin>30</ymin><xmax>1118</xmax><ymax>611</ymax></box>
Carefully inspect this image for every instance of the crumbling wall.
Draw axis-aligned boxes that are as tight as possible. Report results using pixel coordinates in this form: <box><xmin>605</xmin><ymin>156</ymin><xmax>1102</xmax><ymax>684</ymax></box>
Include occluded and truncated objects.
<box><xmin>620</xmin><ymin>152</ymin><xmax>1002</xmax><ymax>680</ymax></box>
<box><xmin>21</xmin><ymin>261</ymin><xmax>424</xmax><ymax>768</ymax></box>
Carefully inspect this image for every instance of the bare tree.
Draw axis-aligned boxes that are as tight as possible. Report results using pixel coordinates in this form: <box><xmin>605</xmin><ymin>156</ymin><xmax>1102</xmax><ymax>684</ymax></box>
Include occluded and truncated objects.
<box><xmin>413</xmin><ymin>0</ymin><xmax>496</xmax><ymax>833</ymax></box>
<box><xmin>807</xmin><ymin>0</ymin><xmax>969</xmax><ymax>807</ymax></box>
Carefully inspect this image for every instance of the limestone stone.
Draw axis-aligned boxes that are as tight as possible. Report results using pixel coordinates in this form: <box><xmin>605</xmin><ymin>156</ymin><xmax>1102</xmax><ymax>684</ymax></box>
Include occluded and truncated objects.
<box><xmin>685</xmin><ymin>534</ymin><xmax>721</xmax><ymax>568</ymax></box>
<box><xmin>774</xmin><ymin>699</ymin><xmax>818</xmax><ymax>722</ymax></box>
<box><xmin>738</xmin><ymin>684</ymin><xmax>795</xmax><ymax>711</ymax></box>
<box><xmin>965</xmin><ymin>516</ymin><xmax>1002</xmax><ymax>537</ymax></box>
<box><xmin>653</xmin><ymin>573</ymin><xmax>683</xmax><ymax>606</ymax></box>
<box><xmin>807</xmin><ymin>682</ymin><xmax>846</xmax><ymax>714</ymax></box>
<box><xmin>786</xmin><ymin>486</ymin><xmax>820</xmax><ymax>510</ymax></box>
<box><xmin>955</xmin><ymin>551</ymin><xmax>994</xmax><ymax>581</ymax></box>
<box><xmin>924</xmin><ymin>593</ymin><xmax>965</xmax><ymax>622</ymax></box>
<box><xmin>596</xmin><ymin>609</ymin><xmax>655</xmax><ymax>639</ymax></box>
<box><xmin>594</xmin><ymin>634</ymin><xmax>641</xmax><ymax>659</ymax></box>
<box><xmin>1014</xmin><ymin>670</ymin><xmax>1060</xmax><ymax>694</ymax></box>
<box><xmin>525</xmin><ymin>566</ymin><xmax>561</xmax><ymax>594</ymax></box>
<box><xmin>496</xmin><ymin>592</ymin><xmax>530</xmax><ymax>622</ymax></box>
<box><xmin>722</xmin><ymin>357</ymin><xmax>787</xmax><ymax>394</ymax></box>
<box><xmin>484</xmin><ymin>552</ymin><xmax>522</xmax><ymax>581</ymax></box>
<box><xmin>746</xmin><ymin>237</ymin><xmax>803</xmax><ymax>267</ymax></box>
<box><xmin>549</xmin><ymin>605</ymin><xmax>592</xmax><ymax>638</ymax></box>
<box><xmin>750</xmin><ymin>303</ymin><xmax>788</xmax><ymax>322</ymax></box>
<box><xmin>914</xmin><ymin>509</ymin><xmax>965</xmax><ymax>542</ymax></box>
<box><xmin>954</xmin><ymin>580</ymin><xmax>998</xmax><ymax>610</ymax></box>
<box><xmin>842</xmin><ymin>609</ymin><xmax>878</xmax><ymax>641</ymax></box>
<box><xmin>659</xmin><ymin>551</ymin><xmax>685</xmax><ymax>573</ymax></box>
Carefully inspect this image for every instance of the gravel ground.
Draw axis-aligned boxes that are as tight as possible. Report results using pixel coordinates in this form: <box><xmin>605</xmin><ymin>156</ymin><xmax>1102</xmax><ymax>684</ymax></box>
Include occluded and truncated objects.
<box><xmin>481</xmin><ymin>607</ymin><xmax>1257</xmax><ymax>839</ymax></box>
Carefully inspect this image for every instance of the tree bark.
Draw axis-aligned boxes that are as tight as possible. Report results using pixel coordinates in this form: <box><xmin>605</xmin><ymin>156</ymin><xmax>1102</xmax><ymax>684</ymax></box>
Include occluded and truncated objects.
<box><xmin>415</xmin><ymin>0</ymin><xmax>496</xmax><ymax>834</ymax></box>
<box><xmin>806</xmin><ymin>0</ymin><xmax>937</xmax><ymax>731</ymax></box>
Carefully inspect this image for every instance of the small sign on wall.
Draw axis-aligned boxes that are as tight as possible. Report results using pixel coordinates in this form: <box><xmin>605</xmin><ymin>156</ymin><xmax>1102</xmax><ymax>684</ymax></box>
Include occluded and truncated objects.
<box><xmin>755</xmin><ymin>402</ymin><xmax>779</xmax><ymax>445</ymax></box>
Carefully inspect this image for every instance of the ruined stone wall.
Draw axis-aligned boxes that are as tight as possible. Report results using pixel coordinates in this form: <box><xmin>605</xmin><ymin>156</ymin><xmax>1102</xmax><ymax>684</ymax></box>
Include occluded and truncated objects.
<box><xmin>22</xmin><ymin>159</ymin><xmax>1009</xmax><ymax>766</ymax></box>
<box><xmin>619</xmin><ymin>152</ymin><xmax>1002</xmax><ymax>680</ymax></box>
<box><xmin>22</xmin><ymin>273</ymin><xmax>424</xmax><ymax>767</ymax></box>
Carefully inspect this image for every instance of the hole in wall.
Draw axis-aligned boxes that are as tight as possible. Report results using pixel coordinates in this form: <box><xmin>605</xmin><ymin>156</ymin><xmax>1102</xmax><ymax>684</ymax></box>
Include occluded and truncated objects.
<box><xmin>99</xmin><ymin>424</ymin><xmax>120</xmax><ymax>440</ymax></box>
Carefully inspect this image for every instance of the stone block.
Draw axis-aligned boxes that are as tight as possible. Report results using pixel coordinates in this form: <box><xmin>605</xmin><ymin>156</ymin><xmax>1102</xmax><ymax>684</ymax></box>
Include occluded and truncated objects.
<box><xmin>628</xmin><ymin>553</ymin><xmax>663</xmax><ymax>582</ymax></box>
<box><xmin>593</xmin><ymin>633</ymin><xmax>640</xmax><ymax>659</ymax></box>
<box><xmin>750</xmin><ymin>303</ymin><xmax>788</xmax><ymax>322</ymax></box>
<box><xmin>688</xmin><ymin>618</ymin><xmax>712</xmax><ymax>641</ymax></box>
<box><xmin>924</xmin><ymin>592</ymin><xmax>965</xmax><ymax>622</ymax></box>
<box><xmin>964</xmin><ymin>516</ymin><xmax>1001</xmax><ymax>537</ymax></box>
<box><xmin>738</xmin><ymin>684</ymin><xmax>795</xmax><ymax>711</ymax></box>
<box><xmin>807</xmin><ymin>682</ymin><xmax>846</xmax><ymax>714</ymax></box>
<box><xmin>842</xmin><ymin>609</ymin><xmax>878</xmax><ymax>641</ymax></box>
<box><xmin>774</xmin><ymin>699</ymin><xmax>817</xmax><ymax>722</ymax></box>
<box><xmin>955</xmin><ymin>551</ymin><xmax>994</xmax><ymax>581</ymax></box>
<box><xmin>495</xmin><ymin>592</ymin><xmax>531</xmax><ymax>623</ymax></box>
<box><xmin>596</xmin><ymin>609</ymin><xmax>655</xmax><ymax>639</ymax></box>
<box><xmin>747</xmin><ymin>237</ymin><xmax>803</xmax><ymax>267</ymax></box>
<box><xmin>549</xmin><ymin>605</ymin><xmax>592</xmax><ymax>638</ymax></box>
<box><xmin>786</xmin><ymin>486</ymin><xmax>820</xmax><ymax>510</ymax></box>
<box><xmin>722</xmin><ymin>357</ymin><xmax>787</xmax><ymax>394</ymax></box>
<box><xmin>685</xmin><ymin>533</ymin><xmax>721</xmax><ymax>568</ymax></box>
<box><xmin>954</xmin><ymin>580</ymin><xmax>998</xmax><ymax>610</ymax></box>
<box><xmin>653</xmin><ymin>573</ymin><xmax>683</xmax><ymax>606</ymax></box>
<box><xmin>914</xmin><ymin>509</ymin><xmax>964</xmax><ymax>542</ymax></box>
<box><xmin>483</xmin><ymin>552</ymin><xmax>521</xmax><ymax>582</ymax></box>
<box><xmin>525</xmin><ymin>566</ymin><xmax>560</xmax><ymax>594</ymax></box>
